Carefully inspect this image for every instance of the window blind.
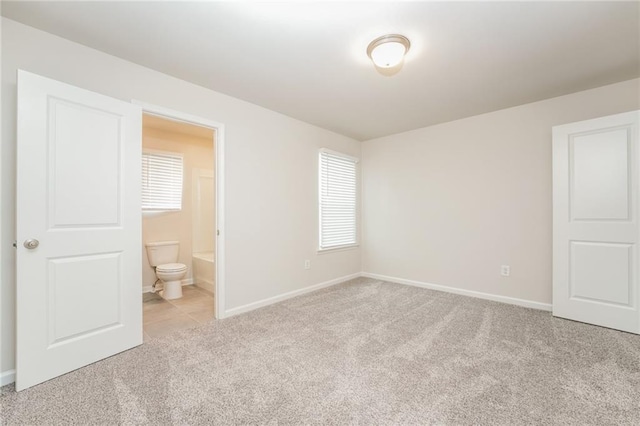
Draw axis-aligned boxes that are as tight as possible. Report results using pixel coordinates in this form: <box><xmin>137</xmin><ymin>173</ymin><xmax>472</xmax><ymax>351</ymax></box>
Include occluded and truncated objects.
<box><xmin>319</xmin><ymin>149</ymin><xmax>358</xmax><ymax>250</ymax></box>
<box><xmin>142</xmin><ymin>151</ymin><xmax>183</xmax><ymax>211</ymax></box>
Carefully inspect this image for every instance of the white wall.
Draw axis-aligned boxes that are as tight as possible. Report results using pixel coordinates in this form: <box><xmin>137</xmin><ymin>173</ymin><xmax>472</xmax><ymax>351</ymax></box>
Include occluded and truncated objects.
<box><xmin>1</xmin><ymin>19</ymin><xmax>361</xmax><ymax>375</ymax></box>
<box><xmin>362</xmin><ymin>78</ymin><xmax>640</xmax><ymax>306</ymax></box>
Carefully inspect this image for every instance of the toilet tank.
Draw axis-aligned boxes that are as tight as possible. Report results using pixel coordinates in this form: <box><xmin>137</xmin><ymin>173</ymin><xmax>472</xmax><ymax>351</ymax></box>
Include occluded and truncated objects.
<box><xmin>145</xmin><ymin>241</ymin><xmax>180</xmax><ymax>267</ymax></box>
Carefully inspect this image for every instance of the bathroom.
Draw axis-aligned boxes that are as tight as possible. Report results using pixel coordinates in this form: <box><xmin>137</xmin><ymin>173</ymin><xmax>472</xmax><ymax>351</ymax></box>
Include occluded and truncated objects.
<box><xmin>141</xmin><ymin>114</ymin><xmax>216</xmax><ymax>338</ymax></box>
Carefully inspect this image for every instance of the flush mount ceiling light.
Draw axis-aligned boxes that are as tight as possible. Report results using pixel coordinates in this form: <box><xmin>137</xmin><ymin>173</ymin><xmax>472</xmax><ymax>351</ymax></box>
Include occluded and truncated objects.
<box><xmin>366</xmin><ymin>34</ymin><xmax>411</xmax><ymax>69</ymax></box>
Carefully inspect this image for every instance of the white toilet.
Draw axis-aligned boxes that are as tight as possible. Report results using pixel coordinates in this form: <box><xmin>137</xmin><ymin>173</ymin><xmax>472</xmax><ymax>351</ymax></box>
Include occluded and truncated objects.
<box><xmin>145</xmin><ymin>241</ymin><xmax>188</xmax><ymax>300</ymax></box>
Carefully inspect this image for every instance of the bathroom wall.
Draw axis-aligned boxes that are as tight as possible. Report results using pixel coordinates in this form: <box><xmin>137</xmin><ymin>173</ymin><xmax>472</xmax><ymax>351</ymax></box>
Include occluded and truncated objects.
<box><xmin>142</xmin><ymin>126</ymin><xmax>214</xmax><ymax>290</ymax></box>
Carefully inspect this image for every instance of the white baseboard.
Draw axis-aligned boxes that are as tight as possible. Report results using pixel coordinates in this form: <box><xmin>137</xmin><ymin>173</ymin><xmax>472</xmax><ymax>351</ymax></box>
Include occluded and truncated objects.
<box><xmin>142</xmin><ymin>270</ymin><xmax>549</xmax><ymax>313</ymax></box>
<box><xmin>142</xmin><ymin>278</ymin><xmax>194</xmax><ymax>293</ymax></box>
<box><xmin>1</xmin><ymin>369</ymin><xmax>15</xmax><ymax>386</ymax></box>
<box><xmin>225</xmin><ymin>272</ymin><xmax>361</xmax><ymax>317</ymax></box>
<box><xmin>362</xmin><ymin>272</ymin><xmax>552</xmax><ymax>311</ymax></box>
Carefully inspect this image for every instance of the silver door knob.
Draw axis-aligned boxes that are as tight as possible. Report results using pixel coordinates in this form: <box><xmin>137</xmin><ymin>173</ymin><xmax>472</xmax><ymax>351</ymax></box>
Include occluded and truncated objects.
<box><xmin>23</xmin><ymin>239</ymin><xmax>39</xmax><ymax>249</ymax></box>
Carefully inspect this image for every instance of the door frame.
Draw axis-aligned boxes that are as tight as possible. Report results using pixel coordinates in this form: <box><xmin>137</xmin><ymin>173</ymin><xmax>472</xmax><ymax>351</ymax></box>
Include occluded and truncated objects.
<box><xmin>133</xmin><ymin>100</ymin><xmax>226</xmax><ymax>319</ymax></box>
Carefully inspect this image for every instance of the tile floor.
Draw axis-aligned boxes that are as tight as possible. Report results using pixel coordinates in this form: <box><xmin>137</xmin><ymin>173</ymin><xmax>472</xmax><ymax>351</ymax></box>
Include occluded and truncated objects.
<box><xmin>143</xmin><ymin>285</ymin><xmax>215</xmax><ymax>339</ymax></box>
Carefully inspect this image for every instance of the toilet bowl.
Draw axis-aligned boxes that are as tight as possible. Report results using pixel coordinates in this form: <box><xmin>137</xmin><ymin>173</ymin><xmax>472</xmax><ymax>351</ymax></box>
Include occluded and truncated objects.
<box><xmin>145</xmin><ymin>241</ymin><xmax>187</xmax><ymax>300</ymax></box>
<box><xmin>156</xmin><ymin>263</ymin><xmax>187</xmax><ymax>299</ymax></box>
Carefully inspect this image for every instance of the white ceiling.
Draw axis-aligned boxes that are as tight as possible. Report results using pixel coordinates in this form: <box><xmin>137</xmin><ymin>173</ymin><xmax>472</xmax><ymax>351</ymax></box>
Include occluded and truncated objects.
<box><xmin>3</xmin><ymin>1</ymin><xmax>638</xmax><ymax>141</ymax></box>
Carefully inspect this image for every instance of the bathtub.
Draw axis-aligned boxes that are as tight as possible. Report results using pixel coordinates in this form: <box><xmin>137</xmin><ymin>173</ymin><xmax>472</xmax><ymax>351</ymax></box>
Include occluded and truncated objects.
<box><xmin>192</xmin><ymin>251</ymin><xmax>215</xmax><ymax>294</ymax></box>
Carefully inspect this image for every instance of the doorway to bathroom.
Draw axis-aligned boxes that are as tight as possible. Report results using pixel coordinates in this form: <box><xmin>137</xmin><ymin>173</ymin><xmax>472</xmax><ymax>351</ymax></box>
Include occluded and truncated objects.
<box><xmin>14</xmin><ymin>71</ymin><xmax>226</xmax><ymax>389</ymax></box>
<box><xmin>137</xmin><ymin>104</ymin><xmax>225</xmax><ymax>339</ymax></box>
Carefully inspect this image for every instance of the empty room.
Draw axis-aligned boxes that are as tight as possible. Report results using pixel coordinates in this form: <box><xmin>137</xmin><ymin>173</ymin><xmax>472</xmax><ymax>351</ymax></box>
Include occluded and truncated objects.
<box><xmin>1</xmin><ymin>1</ymin><xmax>639</xmax><ymax>424</ymax></box>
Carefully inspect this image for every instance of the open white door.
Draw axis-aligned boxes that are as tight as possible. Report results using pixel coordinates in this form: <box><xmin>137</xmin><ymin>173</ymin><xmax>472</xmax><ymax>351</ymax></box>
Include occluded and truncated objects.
<box><xmin>553</xmin><ymin>110</ymin><xmax>639</xmax><ymax>333</ymax></box>
<box><xmin>16</xmin><ymin>70</ymin><xmax>143</xmax><ymax>390</ymax></box>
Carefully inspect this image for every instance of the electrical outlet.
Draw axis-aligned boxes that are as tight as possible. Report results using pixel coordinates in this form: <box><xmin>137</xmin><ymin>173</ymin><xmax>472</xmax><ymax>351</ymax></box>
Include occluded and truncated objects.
<box><xmin>501</xmin><ymin>265</ymin><xmax>510</xmax><ymax>277</ymax></box>
<box><xmin>304</xmin><ymin>260</ymin><xmax>311</xmax><ymax>270</ymax></box>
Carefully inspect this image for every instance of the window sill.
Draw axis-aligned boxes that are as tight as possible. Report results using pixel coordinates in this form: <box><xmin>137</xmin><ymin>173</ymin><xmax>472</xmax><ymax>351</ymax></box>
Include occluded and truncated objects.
<box><xmin>317</xmin><ymin>244</ymin><xmax>359</xmax><ymax>255</ymax></box>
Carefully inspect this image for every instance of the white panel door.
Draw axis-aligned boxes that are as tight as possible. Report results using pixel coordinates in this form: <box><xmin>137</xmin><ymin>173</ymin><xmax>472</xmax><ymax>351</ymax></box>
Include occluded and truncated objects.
<box><xmin>16</xmin><ymin>70</ymin><xmax>142</xmax><ymax>390</ymax></box>
<box><xmin>553</xmin><ymin>110</ymin><xmax>639</xmax><ymax>333</ymax></box>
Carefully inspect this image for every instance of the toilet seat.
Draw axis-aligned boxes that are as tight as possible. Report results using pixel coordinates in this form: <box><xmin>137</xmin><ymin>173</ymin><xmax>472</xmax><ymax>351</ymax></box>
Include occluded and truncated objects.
<box><xmin>156</xmin><ymin>263</ymin><xmax>187</xmax><ymax>273</ymax></box>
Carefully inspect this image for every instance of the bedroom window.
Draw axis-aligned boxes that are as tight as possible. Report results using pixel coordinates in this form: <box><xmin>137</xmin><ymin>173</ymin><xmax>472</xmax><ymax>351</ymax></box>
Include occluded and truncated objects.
<box><xmin>319</xmin><ymin>149</ymin><xmax>359</xmax><ymax>250</ymax></box>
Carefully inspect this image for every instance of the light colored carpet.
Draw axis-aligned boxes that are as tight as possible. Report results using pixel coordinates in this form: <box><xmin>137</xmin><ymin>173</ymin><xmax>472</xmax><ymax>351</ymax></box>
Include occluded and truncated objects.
<box><xmin>2</xmin><ymin>277</ymin><xmax>640</xmax><ymax>425</ymax></box>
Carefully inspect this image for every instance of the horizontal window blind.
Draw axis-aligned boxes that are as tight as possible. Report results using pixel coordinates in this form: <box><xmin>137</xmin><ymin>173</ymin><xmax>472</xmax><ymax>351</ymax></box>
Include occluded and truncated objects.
<box><xmin>319</xmin><ymin>150</ymin><xmax>358</xmax><ymax>250</ymax></box>
<box><xmin>142</xmin><ymin>151</ymin><xmax>183</xmax><ymax>211</ymax></box>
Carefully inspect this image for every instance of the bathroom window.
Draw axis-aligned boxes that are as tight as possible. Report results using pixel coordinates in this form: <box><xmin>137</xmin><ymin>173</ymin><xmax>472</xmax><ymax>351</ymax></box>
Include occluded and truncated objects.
<box><xmin>318</xmin><ymin>149</ymin><xmax>359</xmax><ymax>251</ymax></box>
<box><xmin>141</xmin><ymin>151</ymin><xmax>184</xmax><ymax>211</ymax></box>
